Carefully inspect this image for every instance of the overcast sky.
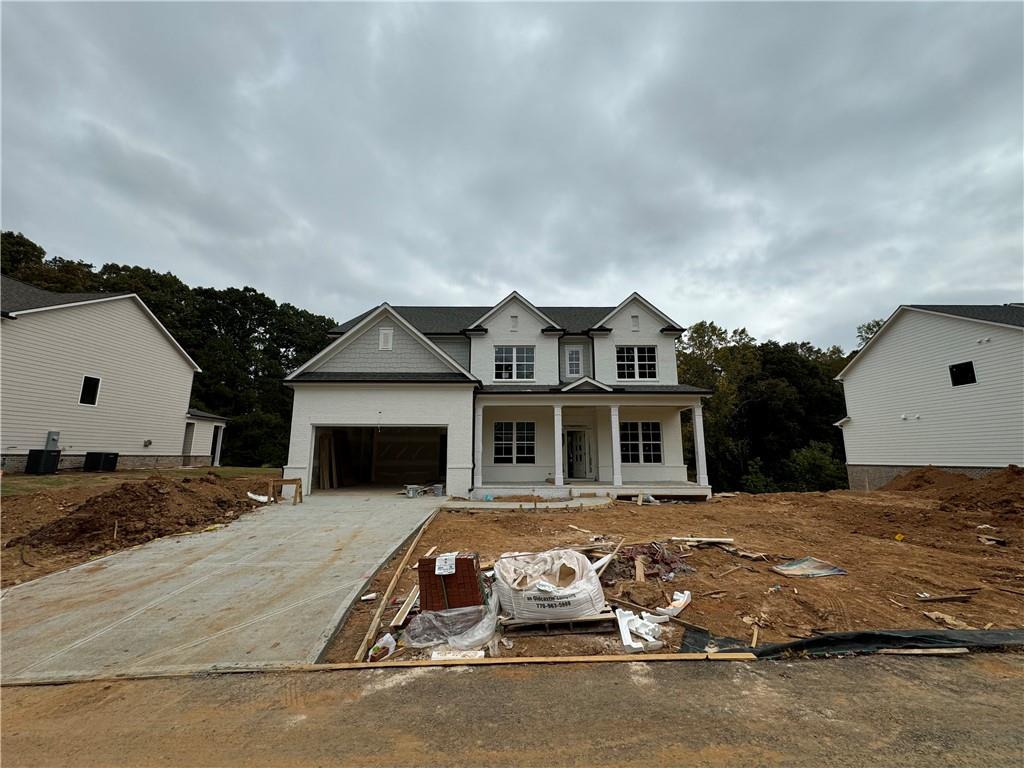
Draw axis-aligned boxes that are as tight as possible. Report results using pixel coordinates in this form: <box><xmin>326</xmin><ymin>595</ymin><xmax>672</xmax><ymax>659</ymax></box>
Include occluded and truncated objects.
<box><xmin>3</xmin><ymin>3</ymin><xmax>1021</xmax><ymax>349</ymax></box>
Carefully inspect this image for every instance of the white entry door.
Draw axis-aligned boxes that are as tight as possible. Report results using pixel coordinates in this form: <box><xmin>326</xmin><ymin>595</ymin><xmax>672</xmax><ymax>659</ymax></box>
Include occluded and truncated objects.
<box><xmin>564</xmin><ymin>429</ymin><xmax>595</xmax><ymax>480</ymax></box>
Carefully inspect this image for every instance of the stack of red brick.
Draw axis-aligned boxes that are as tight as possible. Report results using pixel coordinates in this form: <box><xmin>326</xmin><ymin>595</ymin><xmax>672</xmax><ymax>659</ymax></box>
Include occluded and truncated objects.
<box><xmin>418</xmin><ymin>552</ymin><xmax>484</xmax><ymax>612</ymax></box>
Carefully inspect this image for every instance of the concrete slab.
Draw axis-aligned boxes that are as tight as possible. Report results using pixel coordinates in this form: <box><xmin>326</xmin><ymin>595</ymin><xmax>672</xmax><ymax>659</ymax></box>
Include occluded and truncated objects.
<box><xmin>1</xmin><ymin>492</ymin><xmax>438</xmax><ymax>684</ymax></box>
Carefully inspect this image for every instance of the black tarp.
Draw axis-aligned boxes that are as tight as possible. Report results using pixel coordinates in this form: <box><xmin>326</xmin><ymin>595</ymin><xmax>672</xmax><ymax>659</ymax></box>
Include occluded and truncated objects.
<box><xmin>690</xmin><ymin>628</ymin><xmax>1024</xmax><ymax>659</ymax></box>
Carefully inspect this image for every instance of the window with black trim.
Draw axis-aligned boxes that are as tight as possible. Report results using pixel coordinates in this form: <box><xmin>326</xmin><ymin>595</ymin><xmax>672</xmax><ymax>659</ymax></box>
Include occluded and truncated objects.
<box><xmin>494</xmin><ymin>345</ymin><xmax>535</xmax><ymax>380</ymax></box>
<box><xmin>949</xmin><ymin>361</ymin><xmax>976</xmax><ymax>387</ymax></box>
<box><xmin>493</xmin><ymin>421</ymin><xmax>535</xmax><ymax>464</ymax></box>
<box><xmin>620</xmin><ymin>421</ymin><xmax>662</xmax><ymax>464</ymax></box>
<box><xmin>79</xmin><ymin>376</ymin><xmax>101</xmax><ymax>406</ymax></box>
<box><xmin>616</xmin><ymin>346</ymin><xmax>657</xmax><ymax>379</ymax></box>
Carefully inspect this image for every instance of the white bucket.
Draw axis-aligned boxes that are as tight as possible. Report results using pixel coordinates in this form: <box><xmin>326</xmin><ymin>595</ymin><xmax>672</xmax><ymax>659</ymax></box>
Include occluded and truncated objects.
<box><xmin>404</xmin><ymin>485</ymin><xmax>421</xmax><ymax>498</ymax></box>
<box><xmin>432</xmin><ymin>484</ymin><xmax>445</xmax><ymax>497</ymax></box>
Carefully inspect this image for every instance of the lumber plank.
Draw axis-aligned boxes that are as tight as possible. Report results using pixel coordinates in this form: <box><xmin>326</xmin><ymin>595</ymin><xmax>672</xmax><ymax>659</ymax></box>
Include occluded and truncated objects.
<box><xmin>597</xmin><ymin>537</ymin><xmax>626</xmax><ymax>578</ymax></box>
<box><xmin>876</xmin><ymin>647</ymin><xmax>970</xmax><ymax>656</ymax></box>
<box><xmin>354</xmin><ymin>510</ymin><xmax>438</xmax><ymax>662</ymax></box>
<box><xmin>915</xmin><ymin>594</ymin><xmax>973</xmax><ymax>603</ymax></box>
<box><xmin>389</xmin><ymin>586</ymin><xmax>420</xmax><ymax>629</ymax></box>
<box><xmin>635</xmin><ymin>557</ymin><xmax>645</xmax><ymax>583</ymax></box>
<box><xmin>706</xmin><ymin>652</ymin><xmax>758</xmax><ymax>661</ymax></box>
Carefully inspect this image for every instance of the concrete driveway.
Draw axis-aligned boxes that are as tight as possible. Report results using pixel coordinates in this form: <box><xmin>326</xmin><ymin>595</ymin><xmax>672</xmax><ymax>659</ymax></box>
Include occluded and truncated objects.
<box><xmin>1</xmin><ymin>491</ymin><xmax>438</xmax><ymax>684</ymax></box>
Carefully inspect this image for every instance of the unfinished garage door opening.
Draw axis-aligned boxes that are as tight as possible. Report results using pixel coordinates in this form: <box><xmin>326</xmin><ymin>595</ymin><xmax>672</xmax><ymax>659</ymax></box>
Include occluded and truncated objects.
<box><xmin>313</xmin><ymin>426</ymin><xmax>447</xmax><ymax>491</ymax></box>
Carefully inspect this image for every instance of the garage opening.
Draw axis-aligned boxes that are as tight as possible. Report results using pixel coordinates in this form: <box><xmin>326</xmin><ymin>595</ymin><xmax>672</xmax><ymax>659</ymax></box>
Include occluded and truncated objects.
<box><xmin>312</xmin><ymin>426</ymin><xmax>447</xmax><ymax>491</ymax></box>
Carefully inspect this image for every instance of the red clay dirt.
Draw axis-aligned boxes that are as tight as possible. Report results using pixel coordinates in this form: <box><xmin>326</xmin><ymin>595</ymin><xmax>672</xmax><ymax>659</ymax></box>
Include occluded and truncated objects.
<box><xmin>2</xmin><ymin>472</ymin><xmax>277</xmax><ymax>586</ymax></box>
<box><xmin>323</xmin><ymin>467</ymin><xmax>1024</xmax><ymax>661</ymax></box>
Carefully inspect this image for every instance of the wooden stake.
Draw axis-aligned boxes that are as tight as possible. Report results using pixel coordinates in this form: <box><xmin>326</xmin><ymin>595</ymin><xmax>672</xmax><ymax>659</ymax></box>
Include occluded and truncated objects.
<box><xmin>597</xmin><ymin>537</ymin><xmax>626</xmax><ymax>579</ymax></box>
<box><xmin>354</xmin><ymin>510</ymin><xmax>438</xmax><ymax>662</ymax></box>
<box><xmin>751</xmin><ymin>625</ymin><xmax>759</xmax><ymax>648</ymax></box>
<box><xmin>635</xmin><ymin>557</ymin><xmax>645</xmax><ymax>583</ymax></box>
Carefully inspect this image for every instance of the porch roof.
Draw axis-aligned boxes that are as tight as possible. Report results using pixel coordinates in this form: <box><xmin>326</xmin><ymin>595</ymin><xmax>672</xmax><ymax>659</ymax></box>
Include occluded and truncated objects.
<box><xmin>479</xmin><ymin>383</ymin><xmax>711</xmax><ymax>395</ymax></box>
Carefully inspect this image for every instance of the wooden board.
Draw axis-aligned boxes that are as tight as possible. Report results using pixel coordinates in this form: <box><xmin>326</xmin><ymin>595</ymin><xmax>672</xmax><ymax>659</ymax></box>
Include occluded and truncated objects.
<box><xmin>389</xmin><ymin>586</ymin><xmax>420</xmax><ymax>629</ymax></box>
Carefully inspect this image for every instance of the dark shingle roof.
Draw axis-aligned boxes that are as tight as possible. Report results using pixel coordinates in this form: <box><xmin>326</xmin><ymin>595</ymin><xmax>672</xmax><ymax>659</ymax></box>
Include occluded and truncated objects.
<box><xmin>1</xmin><ymin>275</ymin><xmax>129</xmax><ymax>314</ymax></box>
<box><xmin>290</xmin><ymin>371</ymin><xmax>476</xmax><ymax>383</ymax></box>
<box><xmin>908</xmin><ymin>304</ymin><xmax>1024</xmax><ymax>328</ymax></box>
<box><xmin>330</xmin><ymin>306</ymin><xmax>616</xmax><ymax>335</ymax></box>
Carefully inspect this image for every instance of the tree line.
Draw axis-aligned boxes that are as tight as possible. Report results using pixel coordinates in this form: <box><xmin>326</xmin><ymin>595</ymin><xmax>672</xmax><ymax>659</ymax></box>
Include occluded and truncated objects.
<box><xmin>3</xmin><ymin>231</ymin><xmax>881</xmax><ymax>490</ymax></box>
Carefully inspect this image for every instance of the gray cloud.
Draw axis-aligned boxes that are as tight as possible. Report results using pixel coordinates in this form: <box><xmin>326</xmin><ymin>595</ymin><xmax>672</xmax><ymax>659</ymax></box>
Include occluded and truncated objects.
<box><xmin>3</xmin><ymin>2</ymin><xmax>1021</xmax><ymax>349</ymax></box>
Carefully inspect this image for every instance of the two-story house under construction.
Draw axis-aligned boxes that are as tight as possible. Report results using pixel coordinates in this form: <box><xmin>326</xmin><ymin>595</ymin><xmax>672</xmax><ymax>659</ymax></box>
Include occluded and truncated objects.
<box><xmin>284</xmin><ymin>292</ymin><xmax>711</xmax><ymax>499</ymax></box>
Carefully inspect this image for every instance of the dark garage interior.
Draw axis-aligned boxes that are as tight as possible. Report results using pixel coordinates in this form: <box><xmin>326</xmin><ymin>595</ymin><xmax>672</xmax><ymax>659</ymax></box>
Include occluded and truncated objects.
<box><xmin>313</xmin><ymin>426</ymin><xmax>447</xmax><ymax>490</ymax></box>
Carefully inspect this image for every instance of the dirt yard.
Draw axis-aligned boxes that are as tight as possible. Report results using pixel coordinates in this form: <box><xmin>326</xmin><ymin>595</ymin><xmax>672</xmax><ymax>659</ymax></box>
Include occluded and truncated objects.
<box><xmin>324</xmin><ymin>467</ymin><xmax>1024</xmax><ymax>661</ymax></box>
<box><xmin>1</xmin><ymin>468</ymin><xmax>278</xmax><ymax>586</ymax></box>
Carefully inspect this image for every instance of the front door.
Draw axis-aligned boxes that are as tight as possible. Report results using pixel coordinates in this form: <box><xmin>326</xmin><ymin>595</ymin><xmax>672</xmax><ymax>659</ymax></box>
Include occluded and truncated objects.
<box><xmin>565</xmin><ymin>429</ymin><xmax>595</xmax><ymax>480</ymax></box>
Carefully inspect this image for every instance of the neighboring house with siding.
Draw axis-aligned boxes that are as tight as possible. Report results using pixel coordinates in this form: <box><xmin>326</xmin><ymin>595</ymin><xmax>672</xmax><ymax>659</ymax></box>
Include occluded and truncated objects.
<box><xmin>284</xmin><ymin>291</ymin><xmax>712</xmax><ymax>499</ymax></box>
<box><xmin>1</xmin><ymin>276</ymin><xmax>226</xmax><ymax>472</ymax></box>
<box><xmin>835</xmin><ymin>304</ymin><xmax>1024</xmax><ymax>490</ymax></box>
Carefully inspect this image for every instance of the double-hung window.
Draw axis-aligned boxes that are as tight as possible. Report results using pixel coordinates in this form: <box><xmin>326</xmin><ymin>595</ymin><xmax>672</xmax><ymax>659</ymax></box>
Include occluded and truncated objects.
<box><xmin>494</xmin><ymin>345</ymin><xmax>535</xmax><ymax>380</ymax></box>
<box><xmin>565</xmin><ymin>345</ymin><xmax>583</xmax><ymax>378</ymax></box>
<box><xmin>616</xmin><ymin>345</ymin><xmax>657</xmax><ymax>379</ymax></box>
<box><xmin>620</xmin><ymin>421</ymin><xmax>662</xmax><ymax>464</ymax></box>
<box><xmin>493</xmin><ymin>421</ymin><xmax>535</xmax><ymax>464</ymax></box>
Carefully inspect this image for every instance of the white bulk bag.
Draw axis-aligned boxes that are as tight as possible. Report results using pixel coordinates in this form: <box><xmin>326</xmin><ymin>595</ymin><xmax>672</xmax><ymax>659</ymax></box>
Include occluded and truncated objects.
<box><xmin>493</xmin><ymin>549</ymin><xmax>606</xmax><ymax>621</ymax></box>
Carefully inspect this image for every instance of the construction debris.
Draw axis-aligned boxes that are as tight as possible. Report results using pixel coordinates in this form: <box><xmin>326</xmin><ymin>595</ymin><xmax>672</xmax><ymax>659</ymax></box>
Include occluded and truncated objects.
<box><xmin>771</xmin><ymin>557</ymin><xmax>847</xmax><ymax>578</ymax></box>
<box><xmin>923</xmin><ymin>611</ymin><xmax>977</xmax><ymax>631</ymax></box>
<box><xmin>494</xmin><ymin>549</ymin><xmax>606</xmax><ymax>621</ymax></box>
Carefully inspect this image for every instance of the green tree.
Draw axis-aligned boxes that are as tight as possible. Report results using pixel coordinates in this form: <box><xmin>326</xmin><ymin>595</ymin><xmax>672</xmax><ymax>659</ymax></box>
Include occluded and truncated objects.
<box><xmin>856</xmin><ymin>318</ymin><xmax>885</xmax><ymax>347</ymax></box>
<box><xmin>784</xmin><ymin>441</ymin><xmax>848</xmax><ymax>492</ymax></box>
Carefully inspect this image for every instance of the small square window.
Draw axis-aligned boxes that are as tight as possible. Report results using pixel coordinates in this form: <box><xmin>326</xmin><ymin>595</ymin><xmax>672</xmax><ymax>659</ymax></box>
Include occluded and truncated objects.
<box><xmin>378</xmin><ymin>327</ymin><xmax>394</xmax><ymax>351</ymax></box>
<box><xmin>79</xmin><ymin>376</ymin><xmax>101</xmax><ymax>406</ymax></box>
<box><xmin>949</xmin><ymin>361</ymin><xmax>976</xmax><ymax>387</ymax></box>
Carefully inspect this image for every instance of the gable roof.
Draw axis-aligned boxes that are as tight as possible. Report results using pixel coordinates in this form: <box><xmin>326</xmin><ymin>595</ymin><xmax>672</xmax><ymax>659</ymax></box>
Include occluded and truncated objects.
<box><xmin>286</xmin><ymin>303</ymin><xmax>477</xmax><ymax>382</ymax></box>
<box><xmin>835</xmin><ymin>303</ymin><xmax>1024</xmax><ymax>381</ymax></box>
<box><xmin>595</xmin><ymin>291</ymin><xmax>682</xmax><ymax>330</ymax></box>
<box><xmin>1</xmin><ymin>275</ymin><xmax>200</xmax><ymax>371</ymax></box>
<box><xmin>1</xmin><ymin>275</ymin><xmax>131</xmax><ymax>314</ymax></box>
<box><xmin>470</xmin><ymin>291</ymin><xmax>559</xmax><ymax>329</ymax></box>
<box><xmin>330</xmin><ymin>305</ymin><xmax>615</xmax><ymax>336</ymax></box>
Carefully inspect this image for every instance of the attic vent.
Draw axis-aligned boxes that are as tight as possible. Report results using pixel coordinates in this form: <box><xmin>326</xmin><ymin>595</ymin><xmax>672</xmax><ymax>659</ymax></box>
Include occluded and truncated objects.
<box><xmin>631</xmin><ymin>314</ymin><xmax>640</xmax><ymax>331</ymax></box>
<box><xmin>510</xmin><ymin>314</ymin><xmax>519</xmax><ymax>331</ymax></box>
<box><xmin>379</xmin><ymin>327</ymin><xmax>394</xmax><ymax>351</ymax></box>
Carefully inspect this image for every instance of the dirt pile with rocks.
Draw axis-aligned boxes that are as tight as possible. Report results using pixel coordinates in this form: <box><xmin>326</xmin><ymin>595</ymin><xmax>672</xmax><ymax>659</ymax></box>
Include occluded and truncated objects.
<box><xmin>883</xmin><ymin>465</ymin><xmax>1024</xmax><ymax>514</ymax></box>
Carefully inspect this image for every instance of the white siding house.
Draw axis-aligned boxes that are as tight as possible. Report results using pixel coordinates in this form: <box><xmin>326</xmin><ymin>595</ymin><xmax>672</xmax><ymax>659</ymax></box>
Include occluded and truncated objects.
<box><xmin>835</xmin><ymin>304</ymin><xmax>1024</xmax><ymax>490</ymax></box>
<box><xmin>1</xmin><ymin>276</ymin><xmax>226</xmax><ymax>472</ymax></box>
<box><xmin>284</xmin><ymin>292</ymin><xmax>711</xmax><ymax>499</ymax></box>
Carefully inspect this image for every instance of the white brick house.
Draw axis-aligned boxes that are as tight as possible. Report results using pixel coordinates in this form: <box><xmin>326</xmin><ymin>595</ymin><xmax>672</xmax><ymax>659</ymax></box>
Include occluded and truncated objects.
<box><xmin>835</xmin><ymin>304</ymin><xmax>1024</xmax><ymax>490</ymax></box>
<box><xmin>284</xmin><ymin>292</ymin><xmax>711</xmax><ymax>499</ymax></box>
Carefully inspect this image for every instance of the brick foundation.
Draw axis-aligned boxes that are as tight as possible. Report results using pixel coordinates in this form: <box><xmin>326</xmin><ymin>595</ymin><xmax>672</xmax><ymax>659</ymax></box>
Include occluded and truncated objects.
<box><xmin>1</xmin><ymin>453</ymin><xmax>213</xmax><ymax>474</ymax></box>
<box><xmin>847</xmin><ymin>464</ymin><xmax>1006</xmax><ymax>491</ymax></box>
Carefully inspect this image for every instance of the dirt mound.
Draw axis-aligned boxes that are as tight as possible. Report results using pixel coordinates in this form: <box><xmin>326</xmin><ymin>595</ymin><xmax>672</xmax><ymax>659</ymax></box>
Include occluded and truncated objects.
<box><xmin>7</xmin><ymin>474</ymin><xmax>263</xmax><ymax>556</ymax></box>
<box><xmin>882</xmin><ymin>467</ymin><xmax>974</xmax><ymax>493</ymax></box>
<box><xmin>940</xmin><ymin>465</ymin><xmax>1024</xmax><ymax>515</ymax></box>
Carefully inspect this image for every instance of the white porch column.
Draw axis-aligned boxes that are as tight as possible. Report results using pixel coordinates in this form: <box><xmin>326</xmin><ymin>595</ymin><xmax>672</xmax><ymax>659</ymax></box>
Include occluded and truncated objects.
<box><xmin>693</xmin><ymin>403</ymin><xmax>709</xmax><ymax>486</ymax></box>
<box><xmin>473</xmin><ymin>403</ymin><xmax>484</xmax><ymax>488</ymax></box>
<box><xmin>553</xmin><ymin>404</ymin><xmax>564</xmax><ymax>486</ymax></box>
<box><xmin>609</xmin><ymin>404</ymin><xmax>623</xmax><ymax>487</ymax></box>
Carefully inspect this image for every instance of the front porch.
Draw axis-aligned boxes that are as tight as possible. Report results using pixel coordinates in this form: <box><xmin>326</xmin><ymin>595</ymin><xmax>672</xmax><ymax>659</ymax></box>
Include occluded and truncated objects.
<box><xmin>470</xmin><ymin>394</ymin><xmax>710</xmax><ymax>500</ymax></box>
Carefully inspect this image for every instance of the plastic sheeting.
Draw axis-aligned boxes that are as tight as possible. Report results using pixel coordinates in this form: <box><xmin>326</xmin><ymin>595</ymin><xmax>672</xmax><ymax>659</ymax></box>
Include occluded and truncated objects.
<box><xmin>709</xmin><ymin>628</ymin><xmax>1024</xmax><ymax>658</ymax></box>
<box><xmin>403</xmin><ymin>595</ymin><xmax>499</xmax><ymax>650</ymax></box>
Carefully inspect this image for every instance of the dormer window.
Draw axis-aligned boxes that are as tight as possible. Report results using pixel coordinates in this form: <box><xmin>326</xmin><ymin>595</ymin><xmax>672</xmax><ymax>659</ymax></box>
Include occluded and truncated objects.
<box><xmin>495</xmin><ymin>345</ymin><xmax>534</xmax><ymax>380</ymax></box>
<box><xmin>378</xmin><ymin>327</ymin><xmax>394</xmax><ymax>351</ymax></box>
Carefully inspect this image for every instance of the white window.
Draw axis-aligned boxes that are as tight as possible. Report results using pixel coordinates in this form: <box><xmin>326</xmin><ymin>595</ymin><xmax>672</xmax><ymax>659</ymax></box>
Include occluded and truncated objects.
<box><xmin>566</xmin><ymin>345</ymin><xmax>583</xmax><ymax>378</ymax></box>
<box><xmin>79</xmin><ymin>375</ymin><xmax>101</xmax><ymax>406</ymax></box>
<box><xmin>493</xmin><ymin>421</ymin><xmax>535</xmax><ymax>464</ymax></box>
<box><xmin>494</xmin><ymin>345</ymin><xmax>535</xmax><ymax>380</ymax></box>
<box><xmin>631</xmin><ymin>314</ymin><xmax>640</xmax><ymax>331</ymax></box>
<box><xmin>616</xmin><ymin>346</ymin><xmax>657</xmax><ymax>379</ymax></box>
<box><xmin>620</xmin><ymin>421</ymin><xmax>662</xmax><ymax>464</ymax></box>
<box><xmin>378</xmin><ymin>327</ymin><xmax>394</xmax><ymax>351</ymax></box>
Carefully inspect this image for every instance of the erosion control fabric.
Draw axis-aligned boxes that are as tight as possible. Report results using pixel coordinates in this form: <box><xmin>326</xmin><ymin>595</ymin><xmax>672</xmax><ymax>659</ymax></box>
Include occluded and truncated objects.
<box><xmin>711</xmin><ymin>628</ymin><xmax>1024</xmax><ymax>658</ymax></box>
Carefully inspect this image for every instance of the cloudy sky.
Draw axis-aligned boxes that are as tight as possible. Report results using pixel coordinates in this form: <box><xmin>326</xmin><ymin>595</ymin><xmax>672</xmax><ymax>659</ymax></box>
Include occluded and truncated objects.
<box><xmin>3</xmin><ymin>2</ymin><xmax>1021</xmax><ymax>349</ymax></box>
